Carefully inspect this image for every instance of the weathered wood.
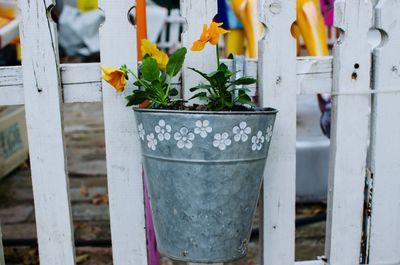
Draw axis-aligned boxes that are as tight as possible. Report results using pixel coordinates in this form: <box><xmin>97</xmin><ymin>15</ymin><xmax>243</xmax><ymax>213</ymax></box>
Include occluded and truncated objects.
<box><xmin>0</xmin><ymin>225</ymin><xmax>4</xmax><ymax>265</ymax></box>
<box><xmin>0</xmin><ymin>106</ymin><xmax>28</xmax><ymax>179</ymax></box>
<box><xmin>98</xmin><ymin>0</ymin><xmax>148</xmax><ymax>264</ymax></box>
<box><xmin>0</xmin><ymin>57</ymin><xmax>333</xmax><ymax>106</ymax></box>
<box><xmin>294</xmin><ymin>261</ymin><xmax>325</xmax><ymax>265</ymax></box>
<box><xmin>297</xmin><ymin>56</ymin><xmax>332</xmax><ymax>95</ymax></box>
<box><xmin>17</xmin><ymin>0</ymin><xmax>76</xmax><ymax>265</ymax></box>
<box><xmin>368</xmin><ymin>1</ymin><xmax>400</xmax><ymax>264</ymax></box>
<box><xmin>188</xmin><ymin>263</ymin><xmax>222</xmax><ymax>265</ymax></box>
<box><xmin>258</xmin><ymin>1</ymin><xmax>297</xmax><ymax>265</ymax></box>
<box><xmin>181</xmin><ymin>0</ymin><xmax>217</xmax><ymax>101</ymax></box>
<box><xmin>325</xmin><ymin>1</ymin><xmax>373</xmax><ymax>264</ymax></box>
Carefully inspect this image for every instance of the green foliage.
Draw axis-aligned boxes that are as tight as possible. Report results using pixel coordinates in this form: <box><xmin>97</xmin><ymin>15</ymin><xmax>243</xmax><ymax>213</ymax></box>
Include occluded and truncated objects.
<box><xmin>189</xmin><ymin>63</ymin><xmax>257</xmax><ymax>111</ymax></box>
<box><xmin>126</xmin><ymin>48</ymin><xmax>187</xmax><ymax>108</ymax></box>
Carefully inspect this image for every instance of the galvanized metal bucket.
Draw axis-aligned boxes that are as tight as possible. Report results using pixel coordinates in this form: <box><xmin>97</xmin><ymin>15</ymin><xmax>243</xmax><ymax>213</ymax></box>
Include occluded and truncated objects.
<box><xmin>134</xmin><ymin>108</ymin><xmax>277</xmax><ymax>263</ymax></box>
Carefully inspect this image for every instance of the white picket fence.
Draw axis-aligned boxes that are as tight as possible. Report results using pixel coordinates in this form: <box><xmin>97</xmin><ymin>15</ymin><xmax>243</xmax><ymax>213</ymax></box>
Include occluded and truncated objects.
<box><xmin>0</xmin><ymin>0</ymin><xmax>399</xmax><ymax>265</ymax></box>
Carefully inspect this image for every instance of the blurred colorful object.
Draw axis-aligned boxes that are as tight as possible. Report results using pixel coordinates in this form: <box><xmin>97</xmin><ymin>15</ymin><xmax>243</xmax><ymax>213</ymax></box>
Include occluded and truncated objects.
<box><xmin>0</xmin><ymin>1</ymin><xmax>20</xmax><ymax>57</ymax></box>
<box><xmin>294</xmin><ymin>0</ymin><xmax>329</xmax><ymax>56</ymax></box>
<box><xmin>136</xmin><ymin>0</ymin><xmax>147</xmax><ymax>60</ymax></box>
<box><xmin>77</xmin><ymin>0</ymin><xmax>98</xmax><ymax>12</ymax></box>
<box><xmin>320</xmin><ymin>0</ymin><xmax>334</xmax><ymax>26</ymax></box>
<box><xmin>216</xmin><ymin>0</ymin><xmax>262</xmax><ymax>58</ymax></box>
<box><xmin>216</xmin><ymin>0</ymin><xmax>243</xmax><ymax>29</ymax></box>
<box><xmin>231</xmin><ymin>0</ymin><xmax>261</xmax><ymax>58</ymax></box>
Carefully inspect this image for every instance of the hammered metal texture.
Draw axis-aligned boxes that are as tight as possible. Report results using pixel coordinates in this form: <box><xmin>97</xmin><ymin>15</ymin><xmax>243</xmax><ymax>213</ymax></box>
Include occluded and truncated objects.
<box><xmin>134</xmin><ymin>109</ymin><xmax>277</xmax><ymax>263</ymax></box>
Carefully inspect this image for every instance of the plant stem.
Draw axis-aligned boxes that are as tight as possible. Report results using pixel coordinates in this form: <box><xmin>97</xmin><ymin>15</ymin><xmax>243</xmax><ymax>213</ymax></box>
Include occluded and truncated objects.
<box><xmin>165</xmin><ymin>76</ymin><xmax>172</xmax><ymax>102</ymax></box>
<box><xmin>216</xmin><ymin>44</ymin><xmax>220</xmax><ymax>68</ymax></box>
<box><xmin>127</xmin><ymin>69</ymin><xmax>147</xmax><ymax>88</ymax></box>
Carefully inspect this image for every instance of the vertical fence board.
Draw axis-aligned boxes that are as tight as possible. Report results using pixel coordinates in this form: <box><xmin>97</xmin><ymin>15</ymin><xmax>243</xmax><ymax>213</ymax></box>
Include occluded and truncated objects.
<box><xmin>17</xmin><ymin>1</ymin><xmax>76</xmax><ymax>265</ymax></box>
<box><xmin>258</xmin><ymin>1</ymin><xmax>297</xmax><ymax>264</ymax></box>
<box><xmin>369</xmin><ymin>1</ymin><xmax>400</xmax><ymax>263</ymax></box>
<box><xmin>181</xmin><ymin>0</ymin><xmax>217</xmax><ymax>101</ymax></box>
<box><xmin>325</xmin><ymin>1</ymin><xmax>373</xmax><ymax>264</ymax></box>
<box><xmin>0</xmin><ymin>225</ymin><xmax>4</xmax><ymax>265</ymax></box>
<box><xmin>98</xmin><ymin>1</ymin><xmax>148</xmax><ymax>264</ymax></box>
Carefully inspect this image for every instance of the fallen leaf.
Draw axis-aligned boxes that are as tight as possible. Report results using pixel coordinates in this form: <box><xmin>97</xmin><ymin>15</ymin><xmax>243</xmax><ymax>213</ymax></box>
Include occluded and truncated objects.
<box><xmin>92</xmin><ymin>193</ymin><xmax>109</xmax><ymax>205</ymax></box>
<box><xmin>76</xmin><ymin>254</ymin><xmax>90</xmax><ymax>264</ymax></box>
<box><xmin>80</xmin><ymin>183</ymin><xmax>89</xmax><ymax>197</ymax></box>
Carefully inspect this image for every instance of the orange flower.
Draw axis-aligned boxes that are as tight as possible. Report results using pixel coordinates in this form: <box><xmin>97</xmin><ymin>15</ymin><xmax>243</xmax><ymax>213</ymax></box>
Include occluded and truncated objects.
<box><xmin>191</xmin><ymin>22</ymin><xmax>230</xmax><ymax>51</ymax></box>
<box><xmin>101</xmin><ymin>66</ymin><xmax>127</xmax><ymax>93</ymax></box>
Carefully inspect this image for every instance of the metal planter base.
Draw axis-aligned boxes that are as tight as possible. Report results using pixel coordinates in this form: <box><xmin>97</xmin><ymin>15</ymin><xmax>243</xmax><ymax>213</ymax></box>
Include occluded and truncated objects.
<box><xmin>134</xmin><ymin>108</ymin><xmax>277</xmax><ymax>263</ymax></box>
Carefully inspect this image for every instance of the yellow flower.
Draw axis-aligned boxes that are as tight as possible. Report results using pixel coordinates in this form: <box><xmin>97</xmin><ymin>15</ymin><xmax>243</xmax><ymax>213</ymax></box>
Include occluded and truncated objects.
<box><xmin>101</xmin><ymin>66</ymin><xmax>127</xmax><ymax>93</ymax></box>
<box><xmin>141</xmin><ymin>39</ymin><xmax>169</xmax><ymax>71</ymax></box>
<box><xmin>191</xmin><ymin>22</ymin><xmax>230</xmax><ymax>51</ymax></box>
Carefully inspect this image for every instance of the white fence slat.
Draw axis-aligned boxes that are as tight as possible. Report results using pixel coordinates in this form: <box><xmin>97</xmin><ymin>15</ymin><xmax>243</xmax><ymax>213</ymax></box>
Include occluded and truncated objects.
<box><xmin>0</xmin><ymin>57</ymin><xmax>333</xmax><ymax>106</ymax></box>
<box><xmin>181</xmin><ymin>0</ymin><xmax>217</xmax><ymax>101</ymax></box>
<box><xmin>17</xmin><ymin>0</ymin><xmax>76</xmax><ymax>265</ymax></box>
<box><xmin>258</xmin><ymin>0</ymin><xmax>297</xmax><ymax>264</ymax></box>
<box><xmin>0</xmin><ymin>225</ymin><xmax>4</xmax><ymax>265</ymax></box>
<box><xmin>369</xmin><ymin>1</ymin><xmax>400</xmax><ymax>264</ymax></box>
<box><xmin>98</xmin><ymin>1</ymin><xmax>148</xmax><ymax>264</ymax></box>
<box><xmin>325</xmin><ymin>1</ymin><xmax>373</xmax><ymax>264</ymax></box>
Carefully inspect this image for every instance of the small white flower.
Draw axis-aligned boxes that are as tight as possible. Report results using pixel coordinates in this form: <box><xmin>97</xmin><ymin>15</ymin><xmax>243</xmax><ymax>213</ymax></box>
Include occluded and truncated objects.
<box><xmin>174</xmin><ymin>127</ymin><xmax>195</xmax><ymax>149</ymax></box>
<box><xmin>213</xmin><ymin>132</ymin><xmax>232</xmax><ymax>151</ymax></box>
<box><xmin>251</xmin><ymin>131</ymin><xmax>265</xmax><ymax>151</ymax></box>
<box><xmin>147</xmin><ymin>133</ymin><xmax>157</xmax><ymax>151</ymax></box>
<box><xmin>194</xmin><ymin>120</ymin><xmax>212</xmax><ymax>138</ymax></box>
<box><xmin>233</xmin><ymin>121</ymin><xmax>252</xmax><ymax>142</ymax></box>
<box><xmin>138</xmin><ymin>123</ymin><xmax>145</xmax><ymax>141</ymax></box>
<box><xmin>155</xmin><ymin>120</ymin><xmax>172</xmax><ymax>141</ymax></box>
<box><xmin>265</xmin><ymin>125</ymin><xmax>273</xmax><ymax>142</ymax></box>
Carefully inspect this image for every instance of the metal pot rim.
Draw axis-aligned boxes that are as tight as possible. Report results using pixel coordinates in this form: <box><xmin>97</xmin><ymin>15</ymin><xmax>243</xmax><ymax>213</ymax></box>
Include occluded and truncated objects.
<box><xmin>133</xmin><ymin>107</ymin><xmax>278</xmax><ymax>115</ymax></box>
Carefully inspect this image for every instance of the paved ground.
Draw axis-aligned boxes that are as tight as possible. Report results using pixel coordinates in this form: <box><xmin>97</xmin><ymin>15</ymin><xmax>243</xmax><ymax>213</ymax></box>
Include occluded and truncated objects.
<box><xmin>1</xmin><ymin>102</ymin><xmax>326</xmax><ymax>264</ymax></box>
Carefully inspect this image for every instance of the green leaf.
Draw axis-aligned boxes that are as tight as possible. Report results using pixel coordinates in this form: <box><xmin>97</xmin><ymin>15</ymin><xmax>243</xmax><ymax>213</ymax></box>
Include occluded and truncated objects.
<box><xmin>235</xmin><ymin>91</ymin><xmax>256</xmax><ymax>108</ymax></box>
<box><xmin>170</xmin><ymin>88</ymin><xmax>179</xmax><ymax>96</ymax></box>
<box><xmin>188</xmin><ymin>67</ymin><xmax>212</xmax><ymax>82</ymax></box>
<box><xmin>189</xmin><ymin>84</ymin><xmax>212</xmax><ymax>92</ymax></box>
<box><xmin>166</xmin><ymin>47</ymin><xmax>187</xmax><ymax>77</ymax></box>
<box><xmin>126</xmin><ymin>90</ymin><xmax>148</xmax><ymax>106</ymax></box>
<box><xmin>142</xmin><ymin>57</ymin><xmax>160</xmax><ymax>82</ymax></box>
<box><xmin>231</xmin><ymin>77</ymin><xmax>257</xmax><ymax>86</ymax></box>
<box><xmin>189</xmin><ymin>92</ymin><xmax>208</xmax><ymax>101</ymax></box>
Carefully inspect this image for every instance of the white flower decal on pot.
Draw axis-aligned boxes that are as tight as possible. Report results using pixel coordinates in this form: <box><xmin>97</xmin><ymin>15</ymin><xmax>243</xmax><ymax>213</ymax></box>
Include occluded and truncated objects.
<box><xmin>138</xmin><ymin>123</ymin><xmax>145</xmax><ymax>141</ymax></box>
<box><xmin>233</xmin><ymin>121</ymin><xmax>252</xmax><ymax>142</ymax></box>
<box><xmin>213</xmin><ymin>132</ymin><xmax>232</xmax><ymax>151</ymax></box>
<box><xmin>174</xmin><ymin>127</ymin><xmax>195</xmax><ymax>149</ymax></box>
<box><xmin>265</xmin><ymin>125</ymin><xmax>273</xmax><ymax>143</ymax></box>
<box><xmin>251</xmin><ymin>131</ymin><xmax>265</xmax><ymax>151</ymax></box>
<box><xmin>147</xmin><ymin>133</ymin><xmax>157</xmax><ymax>151</ymax></box>
<box><xmin>194</xmin><ymin>120</ymin><xmax>212</xmax><ymax>138</ymax></box>
<box><xmin>155</xmin><ymin>120</ymin><xmax>172</xmax><ymax>141</ymax></box>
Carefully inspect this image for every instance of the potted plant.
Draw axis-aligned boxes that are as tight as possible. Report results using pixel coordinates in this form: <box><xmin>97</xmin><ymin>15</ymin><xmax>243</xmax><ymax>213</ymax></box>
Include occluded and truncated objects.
<box><xmin>102</xmin><ymin>22</ymin><xmax>277</xmax><ymax>263</ymax></box>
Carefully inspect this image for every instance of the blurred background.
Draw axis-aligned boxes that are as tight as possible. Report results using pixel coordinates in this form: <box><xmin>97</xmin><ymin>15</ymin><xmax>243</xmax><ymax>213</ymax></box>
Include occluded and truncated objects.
<box><xmin>0</xmin><ymin>0</ymin><xmax>337</xmax><ymax>264</ymax></box>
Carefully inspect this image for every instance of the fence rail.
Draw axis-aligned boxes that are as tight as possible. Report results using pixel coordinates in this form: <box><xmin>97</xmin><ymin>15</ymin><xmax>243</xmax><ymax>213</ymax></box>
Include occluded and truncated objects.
<box><xmin>0</xmin><ymin>0</ymin><xmax>399</xmax><ymax>265</ymax></box>
<box><xmin>0</xmin><ymin>57</ymin><xmax>333</xmax><ymax>106</ymax></box>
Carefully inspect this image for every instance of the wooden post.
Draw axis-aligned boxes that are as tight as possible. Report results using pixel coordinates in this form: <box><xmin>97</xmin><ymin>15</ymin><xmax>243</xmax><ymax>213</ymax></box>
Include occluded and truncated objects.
<box><xmin>325</xmin><ymin>1</ymin><xmax>373</xmax><ymax>264</ymax></box>
<box><xmin>98</xmin><ymin>0</ymin><xmax>148</xmax><ymax>264</ymax></box>
<box><xmin>258</xmin><ymin>1</ymin><xmax>297</xmax><ymax>265</ymax></box>
<box><xmin>368</xmin><ymin>1</ymin><xmax>400</xmax><ymax>264</ymax></box>
<box><xmin>17</xmin><ymin>0</ymin><xmax>76</xmax><ymax>264</ymax></box>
